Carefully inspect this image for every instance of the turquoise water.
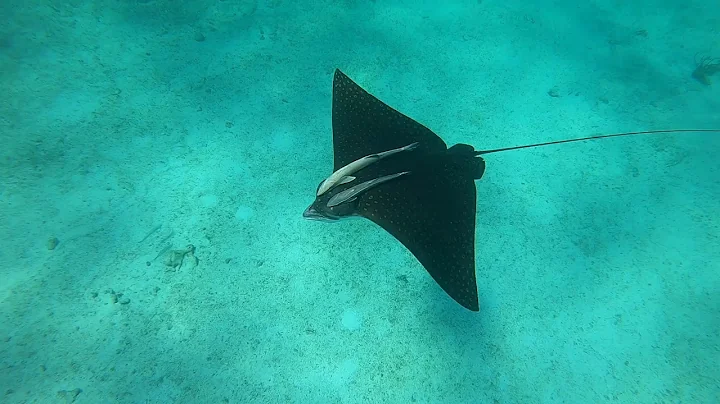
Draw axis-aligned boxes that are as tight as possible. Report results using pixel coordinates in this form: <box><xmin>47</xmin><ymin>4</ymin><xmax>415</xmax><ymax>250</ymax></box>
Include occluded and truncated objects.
<box><xmin>1</xmin><ymin>1</ymin><xmax>719</xmax><ymax>403</ymax></box>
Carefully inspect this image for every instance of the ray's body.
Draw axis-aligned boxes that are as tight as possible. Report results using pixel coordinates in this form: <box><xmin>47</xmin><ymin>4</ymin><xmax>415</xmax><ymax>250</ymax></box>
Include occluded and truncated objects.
<box><xmin>304</xmin><ymin>69</ymin><xmax>719</xmax><ymax>312</ymax></box>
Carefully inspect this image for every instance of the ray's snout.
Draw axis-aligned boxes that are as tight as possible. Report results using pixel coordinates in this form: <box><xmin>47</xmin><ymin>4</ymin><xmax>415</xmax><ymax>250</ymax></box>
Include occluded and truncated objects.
<box><xmin>303</xmin><ymin>205</ymin><xmax>316</xmax><ymax>219</ymax></box>
<box><xmin>303</xmin><ymin>203</ymin><xmax>341</xmax><ymax>222</ymax></box>
<box><xmin>303</xmin><ymin>205</ymin><xmax>327</xmax><ymax>221</ymax></box>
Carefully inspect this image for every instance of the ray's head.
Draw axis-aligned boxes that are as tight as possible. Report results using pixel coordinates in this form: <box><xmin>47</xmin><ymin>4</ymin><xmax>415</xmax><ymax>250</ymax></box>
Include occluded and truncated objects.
<box><xmin>303</xmin><ymin>182</ymin><xmax>359</xmax><ymax>222</ymax></box>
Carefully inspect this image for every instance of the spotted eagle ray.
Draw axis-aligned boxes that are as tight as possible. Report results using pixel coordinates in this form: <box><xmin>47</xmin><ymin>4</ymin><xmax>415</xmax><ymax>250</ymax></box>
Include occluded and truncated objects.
<box><xmin>303</xmin><ymin>69</ymin><xmax>719</xmax><ymax>312</ymax></box>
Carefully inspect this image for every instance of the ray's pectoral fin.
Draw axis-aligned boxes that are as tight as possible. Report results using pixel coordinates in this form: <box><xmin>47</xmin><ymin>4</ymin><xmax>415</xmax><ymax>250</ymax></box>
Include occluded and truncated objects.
<box><xmin>357</xmin><ymin>146</ymin><xmax>483</xmax><ymax>312</ymax></box>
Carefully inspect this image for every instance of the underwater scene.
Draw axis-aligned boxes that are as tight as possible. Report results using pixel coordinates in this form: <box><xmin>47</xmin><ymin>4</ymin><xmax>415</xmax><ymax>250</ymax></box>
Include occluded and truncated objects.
<box><xmin>1</xmin><ymin>0</ymin><xmax>719</xmax><ymax>403</ymax></box>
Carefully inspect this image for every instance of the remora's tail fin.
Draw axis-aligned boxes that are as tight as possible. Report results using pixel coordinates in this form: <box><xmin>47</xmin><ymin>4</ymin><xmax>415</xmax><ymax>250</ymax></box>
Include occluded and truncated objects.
<box><xmin>448</xmin><ymin>143</ymin><xmax>486</xmax><ymax>180</ymax></box>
